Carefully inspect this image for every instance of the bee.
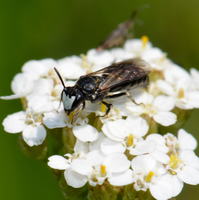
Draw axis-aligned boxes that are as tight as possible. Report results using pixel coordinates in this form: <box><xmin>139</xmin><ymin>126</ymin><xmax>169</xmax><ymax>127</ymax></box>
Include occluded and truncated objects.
<box><xmin>97</xmin><ymin>5</ymin><xmax>150</xmax><ymax>51</ymax></box>
<box><xmin>54</xmin><ymin>58</ymin><xmax>152</xmax><ymax>119</ymax></box>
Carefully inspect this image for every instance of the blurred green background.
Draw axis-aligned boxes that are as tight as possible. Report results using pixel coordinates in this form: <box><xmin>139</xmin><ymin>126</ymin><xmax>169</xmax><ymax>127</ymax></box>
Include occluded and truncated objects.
<box><xmin>0</xmin><ymin>0</ymin><xmax>199</xmax><ymax>199</ymax></box>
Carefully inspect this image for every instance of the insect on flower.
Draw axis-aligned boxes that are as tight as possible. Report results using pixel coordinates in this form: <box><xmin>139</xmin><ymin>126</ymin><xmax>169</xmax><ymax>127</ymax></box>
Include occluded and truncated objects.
<box><xmin>54</xmin><ymin>58</ymin><xmax>152</xmax><ymax>120</ymax></box>
<box><xmin>97</xmin><ymin>5</ymin><xmax>150</xmax><ymax>51</ymax></box>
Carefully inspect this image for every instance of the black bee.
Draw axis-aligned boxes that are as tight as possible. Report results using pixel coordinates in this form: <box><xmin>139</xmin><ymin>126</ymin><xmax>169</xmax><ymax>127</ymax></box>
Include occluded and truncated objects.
<box><xmin>54</xmin><ymin>58</ymin><xmax>151</xmax><ymax>118</ymax></box>
<box><xmin>97</xmin><ymin>5</ymin><xmax>149</xmax><ymax>51</ymax></box>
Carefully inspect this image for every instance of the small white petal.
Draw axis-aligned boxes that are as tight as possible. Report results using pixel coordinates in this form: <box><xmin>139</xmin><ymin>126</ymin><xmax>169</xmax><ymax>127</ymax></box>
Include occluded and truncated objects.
<box><xmin>11</xmin><ymin>73</ymin><xmax>35</xmax><ymax>94</ymax></box>
<box><xmin>22</xmin><ymin>125</ymin><xmax>46</xmax><ymax>146</ymax></box>
<box><xmin>101</xmin><ymin>137</ymin><xmax>126</xmax><ymax>155</ymax></box>
<box><xmin>178</xmin><ymin>166</ymin><xmax>199</xmax><ymax>185</ymax></box>
<box><xmin>73</xmin><ymin>124</ymin><xmax>98</xmax><ymax>142</ymax></box>
<box><xmin>178</xmin><ymin>129</ymin><xmax>197</xmax><ymax>150</ymax></box>
<box><xmin>110</xmin><ymin>48</ymin><xmax>134</xmax><ymax>61</ymax></box>
<box><xmin>43</xmin><ymin>111</ymin><xmax>70</xmax><ymax>129</ymax></box>
<box><xmin>153</xmin><ymin>95</ymin><xmax>175</xmax><ymax>111</ymax></box>
<box><xmin>150</xmin><ymin>180</ymin><xmax>174</xmax><ymax>200</ymax></box>
<box><xmin>187</xmin><ymin>91</ymin><xmax>199</xmax><ymax>108</ymax></box>
<box><xmin>129</xmin><ymin>140</ymin><xmax>156</xmax><ymax>155</ymax></box>
<box><xmin>162</xmin><ymin>174</ymin><xmax>184</xmax><ymax>197</ymax></box>
<box><xmin>156</xmin><ymin>79</ymin><xmax>175</xmax><ymax>96</ymax></box>
<box><xmin>89</xmin><ymin>132</ymin><xmax>106</xmax><ymax>151</ymax></box>
<box><xmin>108</xmin><ymin>169</ymin><xmax>134</xmax><ymax>186</ymax></box>
<box><xmin>150</xmin><ymin>150</ymin><xmax>170</xmax><ymax>164</ymax></box>
<box><xmin>131</xmin><ymin>155</ymin><xmax>156</xmax><ymax>171</ymax></box>
<box><xmin>70</xmin><ymin>159</ymin><xmax>93</xmax><ymax>175</ymax></box>
<box><xmin>146</xmin><ymin>134</ymin><xmax>169</xmax><ymax>153</ymax></box>
<box><xmin>153</xmin><ymin>111</ymin><xmax>177</xmax><ymax>126</ymax></box>
<box><xmin>175</xmin><ymin>100</ymin><xmax>193</xmax><ymax>110</ymax></box>
<box><xmin>102</xmin><ymin>120</ymin><xmax>131</xmax><ymax>141</ymax></box>
<box><xmin>164</xmin><ymin>63</ymin><xmax>190</xmax><ymax>84</ymax></box>
<box><xmin>126</xmin><ymin>115</ymin><xmax>149</xmax><ymax>137</ymax></box>
<box><xmin>86</xmin><ymin>150</ymin><xmax>105</xmax><ymax>166</ymax></box>
<box><xmin>48</xmin><ymin>155</ymin><xmax>70</xmax><ymax>170</ymax></box>
<box><xmin>74</xmin><ymin>139</ymin><xmax>89</xmax><ymax>154</ymax></box>
<box><xmin>58</xmin><ymin>58</ymin><xmax>86</xmax><ymax>79</ymax></box>
<box><xmin>27</xmin><ymin>78</ymin><xmax>54</xmax><ymax>97</ymax></box>
<box><xmin>28</xmin><ymin>95</ymin><xmax>55</xmax><ymax>113</ymax></box>
<box><xmin>64</xmin><ymin>168</ymin><xmax>87</xmax><ymax>188</ymax></box>
<box><xmin>87</xmin><ymin>49</ymin><xmax>114</xmax><ymax>67</ymax></box>
<box><xmin>179</xmin><ymin>150</ymin><xmax>199</xmax><ymax>169</ymax></box>
<box><xmin>103</xmin><ymin>153</ymin><xmax>130</xmax><ymax>173</ymax></box>
<box><xmin>3</xmin><ymin>111</ymin><xmax>26</xmax><ymax>133</ymax></box>
<box><xmin>126</xmin><ymin>102</ymin><xmax>144</xmax><ymax>116</ymax></box>
<box><xmin>0</xmin><ymin>94</ymin><xmax>25</xmax><ymax>100</ymax></box>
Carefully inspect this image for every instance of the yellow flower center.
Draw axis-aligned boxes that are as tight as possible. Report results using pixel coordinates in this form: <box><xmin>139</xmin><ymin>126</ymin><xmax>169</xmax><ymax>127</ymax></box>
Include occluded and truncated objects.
<box><xmin>101</xmin><ymin>165</ymin><xmax>106</xmax><ymax>176</ymax></box>
<box><xmin>128</xmin><ymin>134</ymin><xmax>134</xmax><ymax>146</ymax></box>
<box><xmin>141</xmin><ymin>35</ymin><xmax>149</xmax><ymax>49</ymax></box>
<box><xmin>178</xmin><ymin>88</ymin><xmax>184</xmax><ymax>99</ymax></box>
<box><xmin>145</xmin><ymin>104</ymin><xmax>158</xmax><ymax>116</ymax></box>
<box><xmin>169</xmin><ymin>154</ymin><xmax>182</xmax><ymax>170</ymax></box>
<box><xmin>145</xmin><ymin>171</ymin><xmax>154</xmax><ymax>182</ymax></box>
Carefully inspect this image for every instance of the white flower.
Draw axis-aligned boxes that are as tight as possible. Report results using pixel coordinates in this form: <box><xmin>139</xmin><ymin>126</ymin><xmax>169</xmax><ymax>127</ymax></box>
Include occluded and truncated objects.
<box><xmin>164</xmin><ymin>129</ymin><xmax>197</xmax><ymax>154</ymax></box>
<box><xmin>110</xmin><ymin>47</ymin><xmax>134</xmax><ymax>62</ymax></box>
<box><xmin>157</xmin><ymin>79</ymin><xmax>199</xmax><ymax>110</ymax></box>
<box><xmin>97</xmin><ymin>107</ymin><xmax>123</xmax><ymax>124</ymax></box>
<box><xmin>101</xmin><ymin>115</ymin><xmax>156</xmax><ymax>155</ymax></box>
<box><xmin>141</xmin><ymin>47</ymin><xmax>167</xmax><ymax>71</ymax></box>
<box><xmin>131</xmin><ymin>154</ymin><xmax>174</xmax><ymax>200</ymax></box>
<box><xmin>48</xmin><ymin>151</ymin><xmax>88</xmax><ymax>188</ymax></box>
<box><xmin>124</xmin><ymin>38</ymin><xmax>152</xmax><ymax>55</ymax></box>
<box><xmin>2</xmin><ymin>108</ymin><xmax>46</xmax><ymax>146</ymax></box>
<box><xmin>22</xmin><ymin>58</ymin><xmax>58</xmax><ymax>80</ymax></box>
<box><xmin>1</xmin><ymin>58</ymin><xmax>59</xmax><ymax>100</ymax></box>
<box><xmin>164</xmin><ymin>63</ymin><xmax>190</xmax><ymax>85</ymax></box>
<box><xmin>73</xmin><ymin>124</ymin><xmax>99</xmax><ymax>142</ymax></box>
<box><xmin>86</xmin><ymin>49</ymin><xmax>114</xmax><ymax>71</ymax></box>
<box><xmin>43</xmin><ymin>107</ymin><xmax>88</xmax><ymax>130</ymax></box>
<box><xmin>57</xmin><ymin>55</ymin><xmax>86</xmax><ymax>79</ymax></box>
<box><xmin>126</xmin><ymin>92</ymin><xmax>177</xmax><ymax>126</ymax></box>
<box><xmin>48</xmin><ymin>150</ymin><xmax>131</xmax><ymax>188</ymax></box>
<box><xmin>164</xmin><ymin>150</ymin><xmax>199</xmax><ymax>197</ymax></box>
<box><xmin>1</xmin><ymin>73</ymin><xmax>35</xmax><ymax>100</ymax></box>
<box><xmin>43</xmin><ymin>109</ymin><xmax>96</xmax><ymax>142</ymax></box>
<box><xmin>27</xmin><ymin>78</ymin><xmax>61</xmax><ymax>113</ymax></box>
<box><xmin>43</xmin><ymin>110</ymin><xmax>72</xmax><ymax>128</ymax></box>
<box><xmin>146</xmin><ymin>134</ymin><xmax>170</xmax><ymax>164</ymax></box>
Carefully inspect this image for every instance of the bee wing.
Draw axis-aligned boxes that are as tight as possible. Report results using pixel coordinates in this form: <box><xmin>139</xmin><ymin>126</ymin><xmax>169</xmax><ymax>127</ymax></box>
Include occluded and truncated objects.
<box><xmin>80</xmin><ymin>64</ymin><xmax>118</xmax><ymax>79</ymax></box>
<box><xmin>98</xmin><ymin>59</ymin><xmax>152</xmax><ymax>92</ymax></box>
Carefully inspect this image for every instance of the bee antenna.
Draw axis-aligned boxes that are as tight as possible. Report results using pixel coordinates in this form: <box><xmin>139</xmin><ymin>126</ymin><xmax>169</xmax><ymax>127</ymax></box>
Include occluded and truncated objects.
<box><xmin>54</xmin><ymin>67</ymin><xmax>66</xmax><ymax>88</ymax></box>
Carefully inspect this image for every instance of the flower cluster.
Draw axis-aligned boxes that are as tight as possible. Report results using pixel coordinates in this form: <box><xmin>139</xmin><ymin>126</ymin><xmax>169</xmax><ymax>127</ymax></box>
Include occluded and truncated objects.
<box><xmin>2</xmin><ymin>37</ymin><xmax>199</xmax><ymax>200</ymax></box>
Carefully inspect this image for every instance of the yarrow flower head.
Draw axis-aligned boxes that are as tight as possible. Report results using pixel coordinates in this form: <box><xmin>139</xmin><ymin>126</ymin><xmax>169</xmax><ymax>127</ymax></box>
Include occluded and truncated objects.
<box><xmin>1</xmin><ymin>13</ymin><xmax>199</xmax><ymax>200</ymax></box>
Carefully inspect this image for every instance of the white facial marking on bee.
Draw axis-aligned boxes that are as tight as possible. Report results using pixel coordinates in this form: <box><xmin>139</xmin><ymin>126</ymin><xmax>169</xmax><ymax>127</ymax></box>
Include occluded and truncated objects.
<box><xmin>62</xmin><ymin>94</ymin><xmax>76</xmax><ymax>110</ymax></box>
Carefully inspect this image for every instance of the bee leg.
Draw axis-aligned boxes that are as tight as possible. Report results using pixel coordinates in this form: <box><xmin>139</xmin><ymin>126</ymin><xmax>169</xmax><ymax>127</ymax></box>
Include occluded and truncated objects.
<box><xmin>82</xmin><ymin>101</ymin><xmax>85</xmax><ymax>110</ymax></box>
<box><xmin>106</xmin><ymin>92</ymin><xmax>143</xmax><ymax>106</ymax></box>
<box><xmin>70</xmin><ymin>102</ymin><xmax>86</xmax><ymax>124</ymax></box>
<box><xmin>125</xmin><ymin>92</ymin><xmax>143</xmax><ymax>106</ymax></box>
<box><xmin>97</xmin><ymin>101</ymin><xmax>113</xmax><ymax>117</ymax></box>
<box><xmin>105</xmin><ymin>92</ymin><xmax>127</xmax><ymax>99</ymax></box>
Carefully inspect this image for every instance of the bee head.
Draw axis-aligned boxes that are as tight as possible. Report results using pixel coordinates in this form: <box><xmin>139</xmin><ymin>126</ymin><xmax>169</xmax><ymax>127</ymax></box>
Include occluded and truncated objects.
<box><xmin>62</xmin><ymin>87</ymin><xmax>85</xmax><ymax>114</ymax></box>
<box><xmin>54</xmin><ymin>67</ymin><xmax>85</xmax><ymax>115</ymax></box>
